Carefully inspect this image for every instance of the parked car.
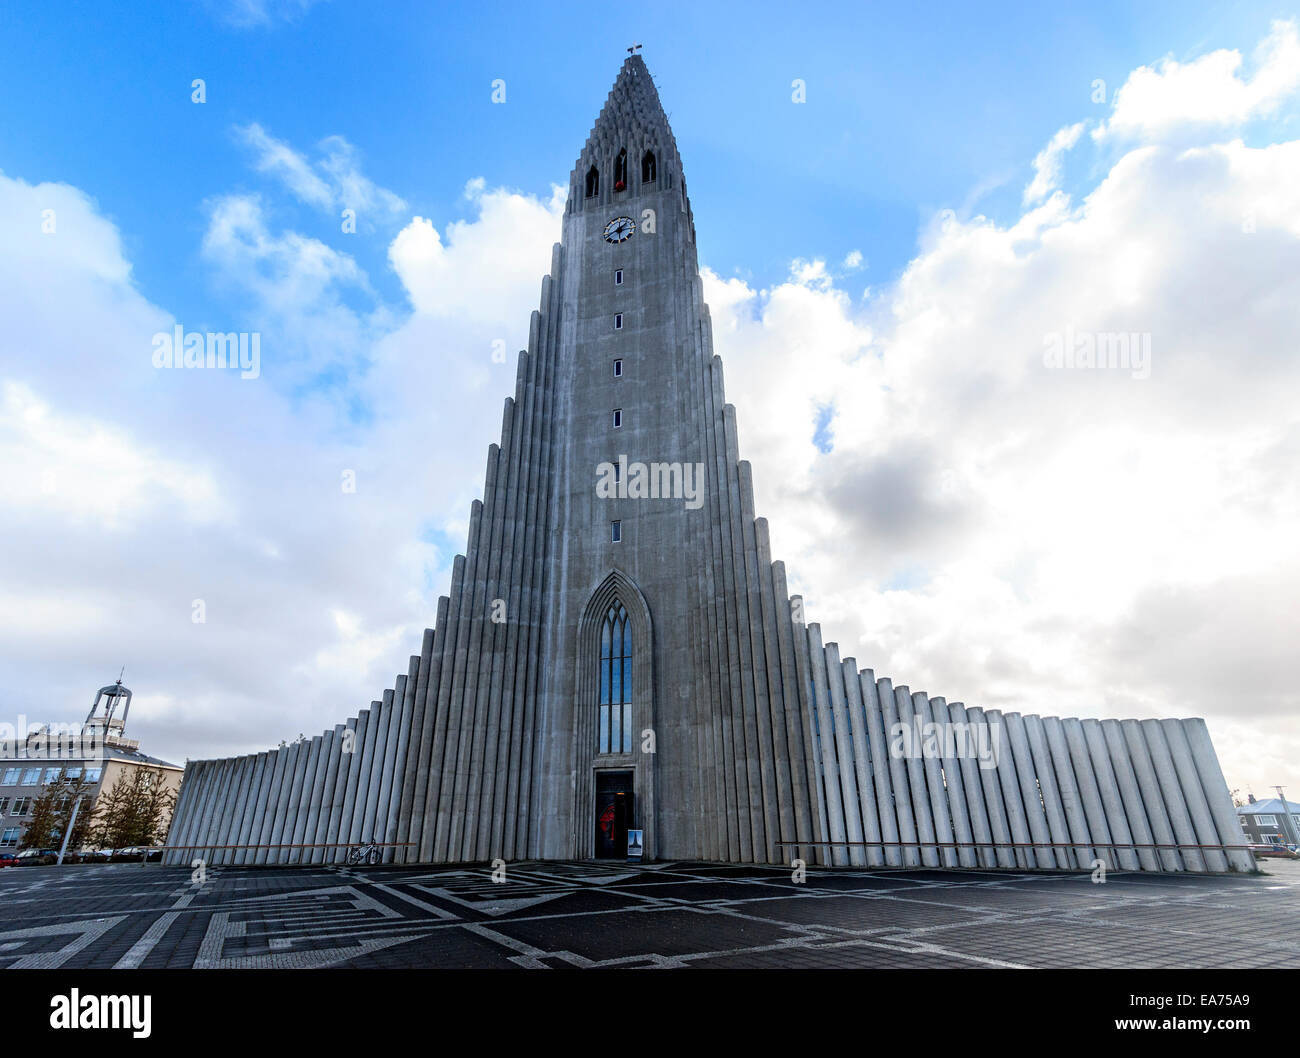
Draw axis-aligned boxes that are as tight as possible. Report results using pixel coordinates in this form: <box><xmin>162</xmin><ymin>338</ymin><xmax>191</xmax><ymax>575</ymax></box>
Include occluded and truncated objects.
<box><xmin>15</xmin><ymin>848</ymin><xmax>59</xmax><ymax>865</ymax></box>
<box><xmin>0</xmin><ymin>851</ymin><xmax>20</xmax><ymax>868</ymax></box>
<box><xmin>1249</xmin><ymin>843</ymin><xmax>1300</xmax><ymax>859</ymax></box>
<box><xmin>77</xmin><ymin>849</ymin><xmax>110</xmax><ymax>862</ymax></box>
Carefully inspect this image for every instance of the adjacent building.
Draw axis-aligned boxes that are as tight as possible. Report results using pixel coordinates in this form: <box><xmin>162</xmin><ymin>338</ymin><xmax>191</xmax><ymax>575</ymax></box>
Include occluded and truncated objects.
<box><xmin>1237</xmin><ymin>795</ymin><xmax>1300</xmax><ymax>848</ymax></box>
<box><xmin>0</xmin><ymin>680</ymin><xmax>183</xmax><ymax>850</ymax></box>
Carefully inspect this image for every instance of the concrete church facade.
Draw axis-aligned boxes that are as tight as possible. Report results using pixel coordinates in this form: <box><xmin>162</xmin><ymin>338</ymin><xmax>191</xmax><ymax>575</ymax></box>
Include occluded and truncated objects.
<box><xmin>164</xmin><ymin>55</ymin><xmax>1252</xmax><ymax>874</ymax></box>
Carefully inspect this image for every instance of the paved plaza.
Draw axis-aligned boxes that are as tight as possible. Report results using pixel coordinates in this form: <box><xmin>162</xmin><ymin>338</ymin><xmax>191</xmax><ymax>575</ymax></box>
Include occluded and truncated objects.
<box><xmin>0</xmin><ymin>859</ymin><xmax>1296</xmax><ymax>969</ymax></box>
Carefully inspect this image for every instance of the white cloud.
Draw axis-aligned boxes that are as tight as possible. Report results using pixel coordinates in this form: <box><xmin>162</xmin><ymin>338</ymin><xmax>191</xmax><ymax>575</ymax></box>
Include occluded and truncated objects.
<box><xmin>389</xmin><ymin>180</ymin><xmax>565</xmax><ymax>324</ymax></box>
<box><xmin>210</xmin><ymin>0</ymin><xmax>326</xmax><ymax>29</ymax></box>
<box><xmin>1023</xmin><ymin>121</ymin><xmax>1085</xmax><ymax>205</ymax></box>
<box><xmin>235</xmin><ymin>123</ymin><xmax>407</xmax><ymax>222</ymax></box>
<box><xmin>0</xmin><ymin>162</ymin><xmax>559</xmax><ymax>765</ymax></box>
<box><xmin>1095</xmin><ymin>19</ymin><xmax>1300</xmax><ymax>143</ymax></box>
<box><xmin>708</xmin><ymin>97</ymin><xmax>1300</xmax><ymax>797</ymax></box>
<box><xmin>0</xmin><ymin>381</ymin><xmax>225</xmax><ymax>530</ymax></box>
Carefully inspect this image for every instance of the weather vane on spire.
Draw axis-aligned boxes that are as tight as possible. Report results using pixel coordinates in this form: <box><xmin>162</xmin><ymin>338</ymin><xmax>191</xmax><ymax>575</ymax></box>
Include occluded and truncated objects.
<box><xmin>627</xmin><ymin>42</ymin><xmax>642</xmax><ymax>55</ymax></box>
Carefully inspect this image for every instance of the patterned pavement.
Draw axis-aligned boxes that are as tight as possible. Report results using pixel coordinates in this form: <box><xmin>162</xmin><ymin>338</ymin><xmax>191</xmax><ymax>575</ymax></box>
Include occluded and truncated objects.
<box><xmin>0</xmin><ymin>858</ymin><xmax>1297</xmax><ymax>969</ymax></box>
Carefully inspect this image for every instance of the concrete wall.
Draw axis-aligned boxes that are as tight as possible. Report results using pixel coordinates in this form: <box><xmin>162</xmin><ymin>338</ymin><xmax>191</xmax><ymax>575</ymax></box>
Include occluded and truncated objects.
<box><xmin>792</xmin><ymin>628</ymin><xmax>1253</xmax><ymax>873</ymax></box>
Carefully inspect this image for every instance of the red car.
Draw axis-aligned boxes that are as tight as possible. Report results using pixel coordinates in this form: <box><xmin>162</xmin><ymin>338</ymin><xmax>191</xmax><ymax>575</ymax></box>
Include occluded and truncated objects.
<box><xmin>0</xmin><ymin>851</ymin><xmax>19</xmax><ymax>868</ymax></box>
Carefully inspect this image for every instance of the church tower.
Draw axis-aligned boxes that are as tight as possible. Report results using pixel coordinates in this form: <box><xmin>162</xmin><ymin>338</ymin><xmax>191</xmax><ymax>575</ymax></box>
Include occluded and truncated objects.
<box><xmin>164</xmin><ymin>54</ymin><xmax>1252</xmax><ymax>875</ymax></box>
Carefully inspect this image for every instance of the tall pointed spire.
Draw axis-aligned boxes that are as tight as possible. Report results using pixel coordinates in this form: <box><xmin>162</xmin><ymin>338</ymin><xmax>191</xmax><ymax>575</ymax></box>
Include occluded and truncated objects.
<box><xmin>569</xmin><ymin>53</ymin><xmax>685</xmax><ymax>217</ymax></box>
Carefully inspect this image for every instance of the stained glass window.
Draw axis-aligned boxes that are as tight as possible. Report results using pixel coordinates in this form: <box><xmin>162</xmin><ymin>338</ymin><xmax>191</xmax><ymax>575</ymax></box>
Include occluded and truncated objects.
<box><xmin>598</xmin><ymin>603</ymin><xmax>632</xmax><ymax>753</ymax></box>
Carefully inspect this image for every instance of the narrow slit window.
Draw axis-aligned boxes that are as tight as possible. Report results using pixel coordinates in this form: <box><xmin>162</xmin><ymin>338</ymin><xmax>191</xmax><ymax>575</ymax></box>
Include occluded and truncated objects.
<box><xmin>614</xmin><ymin>269</ymin><xmax>623</xmax><ymax>285</ymax></box>
<box><xmin>613</xmin><ymin>359</ymin><xmax>623</xmax><ymax>377</ymax></box>
<box><xmin>612</xmin><ymin>408</ymin><xmax>622</xmax><ymax>428</ymax></box>
<box><xmin>614</xmin><ymin>313</ymin><xmax>623</xmax><ymax>330</ymax></box>
<box><xmin>611</xmin><ymin>520</ymin><xmax>622</xmax><ymax>543</ymax></box>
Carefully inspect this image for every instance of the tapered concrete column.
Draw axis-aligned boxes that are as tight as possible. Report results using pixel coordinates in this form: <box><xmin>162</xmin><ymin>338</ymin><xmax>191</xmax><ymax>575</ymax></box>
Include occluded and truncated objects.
<box><xmin>842</xmin><ymin>661</ymin><xmax>883</xmax><ymax>867</ymax></box>
<box><xmin>296</xmin><ymin>735</ymin><xmax>329</xmax><ymax>866</ymax></box>
<box><xmin>861</xmin><ymin>671</ymin><xmax>902</xmax><ymax>867</ymax></box>
<box><xmin>1042</xmin><ymin>717</ymin><xmax>1096</xmax><ymax>869</ymax></box>
<box><xmin>774</xmin><ymin>572</ymin><xmax>819</xmax><ymax>865</ymax></box>
<box><xmin>211</xmin><ymin>756</ymin><xmax>252</xmax><ymax>866</ymax></box>
<box><xmin>347</xmin><ymin>707</ymin><xmax>380</xmax><ymax>847</ymax></box>
<box><xmin>309</xmin><ymin>727</ymin><xmax>344</xmax><ymax>864</ymax></box>
<box><xmin>1182</xmin><ymin>718</ymin><xmax>1253</xmax><ymax>872</ymax></box>
<box><xmin>467</xmin><ymin>436</ymin><xmax>510</xmax><ymax>864</ymax></box>
<box><xmin>456</xmin><ymin>446</ymin><xmax>503</xmax><ymax>863</ymax></box>
<box><xmin>985</xmin><ymin>710</ymin><xmax>1032</xmax><ymax>868</ymax></box>
<box><xmin>430</xmin><ymin>542</ymin><xmax>475</xmax><ymax>862</ymax></box>
<box><xmin>264</xmin><ymin>740</ymin><xmax>303</xmax><ymax>865</ymax></box>
<box><xmin>1119</xmin><ymin>719</ymin><xmax>1182</xmax><ymax>871</ymax></box>
<box><xmin>1160</xmin><ymin>719</ymin><xmax>1229</xmax><ymax>873</ymax></box>
<box><xmin>879</xmin><ymin>677</ymin><xmax>920</xmax><ymax>867</ymax></box>
<box><xmin>895</xmin><ymin>686</ymin><xmax>939</xmax><ymax>867</ymax></box>
<box><xmin>737</xmin><ymin>466</ymin><xmax>783</xmax><ymax>863</ymax></box>
<box><xmin>233</xmin><ymin>752</ymin><xmax>271</xmax><ymax>865</ymax></box>
<box><xmin>195</xmin><ymin>759</ymin><xmax>234</xmax><ymax>865</ymax></box>
<box><xmin>754</xmin><ymin>521</ymin><xmax>798</xmax><ymax>858</ymax></box>
<box><xmin>1004</xmin><ymin>714</ymin><xmax>1056</xmax><ymax>869</ymax></box>
<box><xmin>824</xmin><ymin>643</ymin><xmax>865</xmax><ymax>866</ymax></box>
<box><xmin>916</xmin><ymin>693</ymin><xmax>958</xmax><ymax>868</ymax></box>
<box><xmin>323</xmin><ymin>718</ymin><xmax>358</xmax><ymax>863</ymax></box>
<box><xmin>790</xmin><ymin>596</ymin><xmax>830</xmax><ymax>865</ymax></box>
<box><xmin>410</xmin><ymin>599</ymin><xmax>451</xmax><ymax>863</ymax></box>
<box><xmin>1099</xmin><ymin>720</ymin><xmax>1159</xmax><ymax>871</ymax></box>
<box><xmin>167</xmin><ymin>761</ymin><xmax>208</xmax><ymax>865</ymax></box>
<box><xmin>222</xmin><ymin>755</ymin><xmax>261</xmax><ymax>866</ymax></box>
<box><xmin>278</xmin><ymin>741</ymin><xmax>312</xmax><ymax>864</ymax></box>
<box><xmin>180</xmin><ymin>762</ymin><xmax>218</xmax><ymax>864</ymax></box>
<box><xmin>339</xmin><ymin>709</ymin><xmax>372</xmax><ymax>851</ymax></box>
<box><xmin>380</xmin><ymin>665</ymin><xmax>416</xmax><ymax>861</ymax></box>
<box><xmin>807</xmin><ymin>625</ymin><xmax>848</xmax><ymax>866</ymax></box>
<box><xmin>395</xmin><ymin>626</ymin><xmax>437</xmax><ymax>863</ymax></box>
<box><xmin>291</xmin><ymin>736</ymin><xmax>325</xmax><ymax>864</ymax></box>
<box><xmin>1140</xmin><ymin>719</ymin><xmax>1205</xmax><ymax>871</ymax></box>
<box><xmin>948</xmin><ymin>702</ymin><xmax>996</xmax><ymax>869</ymax></box>
<box><xmin>359</xmin><ymin>694</ymin><xmax>392</xmax><ymax>845</ymax></box>
<box><xmin>968</xmin><ymin>706</ymin><xmax>1016</xmax><ymax>868</ymax></box>
<box><xmin>251</xmin><ymin>748</ymin><xmax>287</xmax><ymax>865</ymax></box>
<box><xmin>1081</xmin><ymin>719</ymin><xmax>1139</xmax><ymax>871</ymax></box>
<box><xmin>930</xmin><ymin>698</ymin><xmax>975</xmax><ymax>868</ymax></box>
<box><xmin>199</xmin><ymin>758</ymin><xmax>237</xmax><ymax>865</ymax></box>
<box><xmin>1022</xmin><ymin>715</ymin><xmax>1073</xmax><ymax>869</ymax></box>
<box><xmin>1062</xmin><ymin>718</ymin><xmax>1117</xmax><ymax>871</ymax></box>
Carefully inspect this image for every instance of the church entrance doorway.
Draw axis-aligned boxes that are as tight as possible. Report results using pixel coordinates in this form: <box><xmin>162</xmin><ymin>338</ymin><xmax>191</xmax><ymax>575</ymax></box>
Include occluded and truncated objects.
<box><xmin>594</xmin><ymin>770</ymin><xmax>634</xmax><ymax>858</ymax></box>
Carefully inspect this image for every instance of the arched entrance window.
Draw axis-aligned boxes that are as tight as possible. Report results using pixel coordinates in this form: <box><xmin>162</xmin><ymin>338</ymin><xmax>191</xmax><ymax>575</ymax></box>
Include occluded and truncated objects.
<box><xmin>598</xmin><ymin>603</ymin><xmax>632</xmax><ymax>753</ymax></box>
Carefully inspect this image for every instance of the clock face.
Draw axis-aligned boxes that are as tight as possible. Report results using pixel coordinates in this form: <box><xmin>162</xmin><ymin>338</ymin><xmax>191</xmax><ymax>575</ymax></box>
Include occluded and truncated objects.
<box><xmin>603</xmin><ymin>216</ymin><xmax>635</xmax><ymax>244</ymax></box>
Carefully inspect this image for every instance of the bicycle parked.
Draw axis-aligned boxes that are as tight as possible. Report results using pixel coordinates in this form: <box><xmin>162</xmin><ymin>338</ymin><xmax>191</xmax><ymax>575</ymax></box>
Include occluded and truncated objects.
<box><xmin>344</xmin><ymin>842</ymin><xmax>381</xmax><ymax>865</ymax></box>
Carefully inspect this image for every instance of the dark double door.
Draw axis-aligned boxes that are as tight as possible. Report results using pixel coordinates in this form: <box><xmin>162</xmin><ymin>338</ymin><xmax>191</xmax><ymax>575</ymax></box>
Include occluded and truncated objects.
<box><xmin>595</xmin><ymin>770</ymin><xmax>634</xmax><ymax>858</ymax></box>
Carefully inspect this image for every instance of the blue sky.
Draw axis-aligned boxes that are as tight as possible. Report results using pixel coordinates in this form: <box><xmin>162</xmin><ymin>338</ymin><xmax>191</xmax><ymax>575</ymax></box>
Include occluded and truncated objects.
<box><xmin>2</xmin><ymin>1</ymin><xmax>1299</xmax><ymax>798</ymax></box>
<box><xmin>2</xmin><ymin>0</ymin><xmax>1291</xmax><ymax>329</ymax></box>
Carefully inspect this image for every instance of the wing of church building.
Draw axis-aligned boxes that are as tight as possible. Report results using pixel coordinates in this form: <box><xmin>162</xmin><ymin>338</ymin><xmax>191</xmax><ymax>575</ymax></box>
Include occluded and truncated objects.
<box><xmin>163</xmin><ymin>55</ymin><xmax>1252</xmax><ymax>873</ymax></box>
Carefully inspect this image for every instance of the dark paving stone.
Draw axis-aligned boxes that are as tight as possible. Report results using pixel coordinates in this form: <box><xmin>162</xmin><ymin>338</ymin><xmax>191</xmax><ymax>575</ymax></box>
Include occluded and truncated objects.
<box><xmin>0</xmin><ymin>858</ymin><xmax>1292</xmax><ymax>969</ymax></box>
